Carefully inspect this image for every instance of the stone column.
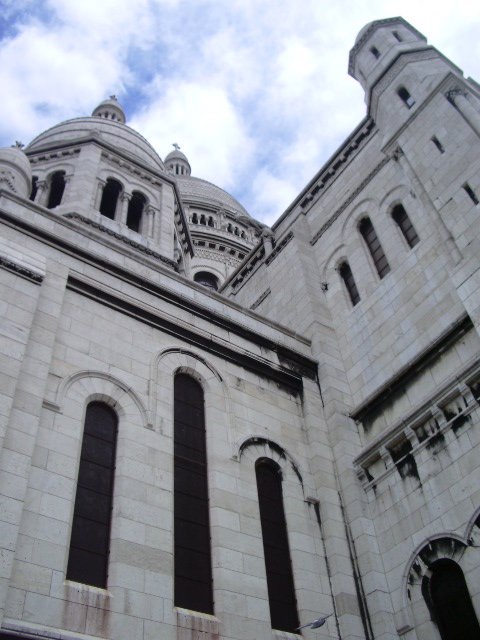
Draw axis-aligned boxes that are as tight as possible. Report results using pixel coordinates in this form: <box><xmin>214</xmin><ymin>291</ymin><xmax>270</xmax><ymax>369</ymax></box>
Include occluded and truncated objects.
<box><xmin>146</xmin><ymin>205</ymin><xmax>156</xmax><ymax>239</ymax></box>
<box><xmin>34</xmin><ymin>180</ymin><xmax>48</xmax><ymax>206</ymax></box>
<box><xmin>447</xmin><ymin>88</ymin><xmax>480</xmax><ymax>138</ymax></box>
<box><xmin>94</xmin><ymin>179</ymin><xmax>106</xmax><ymax>210</ymax></box>
<box><xmin>0</xmin><ymin>260</ymin><xmax>68</xmax><ymax>625</ymax></box>
<box><xmin>119</xmin><ymin>192</ymin><xmax>131</xmax><ymax>225</ymax></box>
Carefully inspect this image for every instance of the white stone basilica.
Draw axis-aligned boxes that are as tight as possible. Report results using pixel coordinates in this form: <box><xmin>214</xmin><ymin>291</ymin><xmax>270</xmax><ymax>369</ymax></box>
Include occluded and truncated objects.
<box><xmin>0</xmin><ymin>16</ymin><xmax>479</xmax><ymax>640</ymax></box>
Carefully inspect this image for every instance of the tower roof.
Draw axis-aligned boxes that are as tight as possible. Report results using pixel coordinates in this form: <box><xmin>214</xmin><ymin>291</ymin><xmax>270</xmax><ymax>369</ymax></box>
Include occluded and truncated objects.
<box><xmin>91</xmin><ymin>96</ymin><xmax>126</xmax><ymax>124</ymax></box>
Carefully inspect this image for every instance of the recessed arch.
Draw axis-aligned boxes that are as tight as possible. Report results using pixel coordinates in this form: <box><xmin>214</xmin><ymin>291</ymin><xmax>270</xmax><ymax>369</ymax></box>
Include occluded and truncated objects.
<box><xmin>51</xmin><ymin>369</ymin><xmax>149</xmax><ymax>429</ymax></box>
<box><xmin>151</xmin><ymin>347</ymin><xmax>235</xmax><ymax>450</ymax></box>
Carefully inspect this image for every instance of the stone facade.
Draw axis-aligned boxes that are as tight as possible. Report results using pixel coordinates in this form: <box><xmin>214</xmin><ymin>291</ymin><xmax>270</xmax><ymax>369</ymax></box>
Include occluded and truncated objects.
<box><xmin>0</xmin><ymin>16</ymin><xmax>479</xmax><ymax>640</ymax></box>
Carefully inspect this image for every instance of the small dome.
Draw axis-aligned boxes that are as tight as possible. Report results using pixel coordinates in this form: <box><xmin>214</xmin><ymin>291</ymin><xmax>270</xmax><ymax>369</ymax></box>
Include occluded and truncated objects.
<box><xmin>165</xmin><ymin>145</ymin><xmax>191</xmax><ymax>177</ymax></box>
<box><xmin>92</xmin><ymin>96</ymin><xmax>126</xmax><ymax>124</ymax></box>
<box><xmin>0</xmin><ymin>145</ymin><xmax>32</xmax><ymax>198</ymax></box>
<box><xmin>26</xmin><ymin>117</ymin><xmax>164</xmax><ymax>170</ymax></box>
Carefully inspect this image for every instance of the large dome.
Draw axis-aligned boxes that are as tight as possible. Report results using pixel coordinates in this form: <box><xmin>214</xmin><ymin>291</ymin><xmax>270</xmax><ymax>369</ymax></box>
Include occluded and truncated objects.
<box><xmin>176</xmin><ymin>175</ymin><xmax>250</xmax><ymax>219</ymax></box>
<box><xmin>26</xmin><ymin>117</ymin><xmax>165</xmax><ymax>171</ymax></box>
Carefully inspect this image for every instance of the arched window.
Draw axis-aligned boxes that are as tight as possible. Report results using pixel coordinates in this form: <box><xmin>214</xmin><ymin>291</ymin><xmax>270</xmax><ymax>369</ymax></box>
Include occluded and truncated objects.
<box><xmin>47</xmin><ymin>171</ymin><xmax>66</xmax><ymax>209</ymax></box>
<box><xmin>234</xmin><ymin>227</ymin><xmax>239</xmax><ymax>236</ymax></box>
<box><xmin>398</xmin><ymin>86</ymin><xmax>415</xmax><ymax>108</ymax></box>
<box><xmin>227</xmin><ymin>223</ymin><xmax>233</xmax><ymax>233</ymax></box>
<box><xmin>174</xmin><ymin>374</ymin><xmax>213</xmax><ymax>613</ymax></box>
<box><xmin>339</xmin><ymin>261</ymin><xmax>360</xmax><ymax>306</ymax></box>
<box><xmin>422</xmin><ymin>559</ymin><xmax>480</xmax><ymax>640</ymax></box>
<box><xmin>194</xmin><ymin>271</ymin><xmax>219</xmax><ymax>291</ymax></box>
<box><xmin>208</xmin><ymin>216</ymin><xmax>214</xmax><ymax>227</ymax></box>
<box><xmin>66</xmin><ymin>402</ymin><xmax>118</xmax><ymax>588</ymax></box>
<box><xmin>192</xmin><ymin>213</ymin><xmax>198</xmax><ymax>224</ymax></box>
<box><xmin>30</xmin><ymin>176</ymin><xmax>38</xmax><ymax>201</ymax></box>
<box><xmin>200</xmin><ymin>214</ymin><xmax>206</xmax><ymax>225</ymax></box>
<box><xmin>391</xmin><ymin>204</ymin><xmax>419</xmax><ymax>248</ymax></box>
<box><xmin>99</xmin><ymin>178</ymin><xmax>122</xmax><ymax>219</ymax></box>
<box><xmin>256</xmin><ymin>459</ymin><xmax>299</xmax><ymax>633</ymax></box>
<box><xmin>126</xmin><ymin>191</ymin><xmax>146</xmax><ymax>233</ymax></box>
<box><xmin>359</xmin><ymin>217</ymin><xmax>390</xmax><ymax>279</ymax></box>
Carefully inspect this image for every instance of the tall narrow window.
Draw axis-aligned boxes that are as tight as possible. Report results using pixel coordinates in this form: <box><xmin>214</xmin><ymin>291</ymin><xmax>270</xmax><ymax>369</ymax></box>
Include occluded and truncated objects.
<box><xmin>66</xmin><ymin>402</ymin><xmax>118</xmax><ymax>588</ymax></box>
<box><xmin>47</xmin><ymin>171</ymin><xmax>66</xmax><ymax>209</ymax></box>
<box><xmin>256</xmin><ymin>459</ymin><xmax>299</xmax><ymax>633</ymax></box>
<box><xmin>359</xmin><ymin>217</ymin><xmax>390</xmax><ymax>278</ymax></box>
<box><xmin>423</xmin><ymin>559</ymin><xmax>480</xmax><ymax>640</ymax></box>
<box><xmin>339</xmin><ymin>261</ymin><xmax>360</xmax><ymax>306</ymax></box>
<box><xmin>392</xmin><ymin>204</ymin><xmax>419</xmax><ymax>248</ymax></box>
<box><xmin>126</xmin><ymin>191</ymin><xmax>146</xmax><ymax>232</ymax></box>
<box><xmin>370</xmin><ymin>46</ymin><xmax>380</xmax><ymax>59</ymax></box>
<box><xmin>174</xmin><ymin>374</ymin><xmax>213</xmax><ymax>613</ymax></box>
<box><xmin>398</xmin><ymin>86</ymin><xmax>415</xmax><ymax>108</ymax></box>
<box><xmin>99</xmin><ymin>178</ymin><xmax>122</xmax><ymax>219</ymax></box>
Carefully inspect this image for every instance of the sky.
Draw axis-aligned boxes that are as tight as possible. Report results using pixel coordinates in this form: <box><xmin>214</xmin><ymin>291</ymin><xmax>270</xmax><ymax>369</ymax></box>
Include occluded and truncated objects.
<box><xmin>1</xmin><ymin>1</ymin><xmax>479</xmax><ymax>226</ymax></box>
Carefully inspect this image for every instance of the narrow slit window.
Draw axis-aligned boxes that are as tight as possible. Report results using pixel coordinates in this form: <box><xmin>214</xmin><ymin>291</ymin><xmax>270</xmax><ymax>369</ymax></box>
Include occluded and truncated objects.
<box><xmin>392</xmin><ymin>204</ymin><xmax>419</xmax><ymax>248</ymax></box>
<box><xmin>99</xmin><ymin>178</ymin><xmax>122</xmax><ymax>219</ymax></box>
<box><xmin>431</xmin><ymin>136</ymin><xmax>445</xmax><ymax>154</ymax></box>
<box><xmin>66</xmin><ymin>402</ymin><xmax>118</xmax><ymax>588</ymax></box>
<box><xmin>393</xmin><ymin>30</ymin><xmax>402</xmax><ymax>42</ymax></box>
<box><xmin>398</xmin><ymin>86</ymin><xmax>415</xmax><ymax>109</ymax></box>
<box><xmin>463</xmin><ymin>183</ymin><xmax>479</xmax><ymax>205</ymax></box>
<box><xmin>126</xmin><ymin>191</ymin><xmax>146</xmax><ymax>232</ymax></box>
<box><xmin>47</xmin><ymin>171</ymin><xmax>66</xmax><ymax>209</ymax></box>
<box><xmin>359</xmin><ymin>217</ymin><xmax>390</xmax><ymax>278</ymax></box>
<box><xmin>256</xmin><ymin>459</ymin><xmax>299</xmax><ymax>633</ymax></box>
<box><xmin>174</xmin><ymin>374</ymin><xmax>213</xmax><ymax>614</ymax></box>
<box><xmin>339</xmin><ymin>261</ymin><xmax>360</xmax><ymax>306</ymax></box>
<box><xmin>370</xmin><ymin>46</ymin><xmax>380</xmax><ymax>59</ymax></box>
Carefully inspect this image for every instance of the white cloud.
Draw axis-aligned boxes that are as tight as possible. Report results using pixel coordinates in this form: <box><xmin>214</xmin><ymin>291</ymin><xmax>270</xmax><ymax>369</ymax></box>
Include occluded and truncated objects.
<box><xmin>130</xmin><ymin>80</ymin><xmax>254</xmax><ymax>189</ymax></box>
<box><xmin>0</xmin><ymin>0</ymin><xmax>479</xmax><ymax>224</ymax></box>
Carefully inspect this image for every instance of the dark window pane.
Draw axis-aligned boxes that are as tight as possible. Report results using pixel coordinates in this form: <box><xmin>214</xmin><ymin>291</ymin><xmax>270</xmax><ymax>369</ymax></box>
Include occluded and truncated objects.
<box><xmin>47</xmin><ymin>171</ymin><xmax>66</xmax><ymax>209</ymax></box>
<box><xmin>392</xmin><ymin>205</ymin><xmax>419</xmax><ymax>249</ymax></box>
<box><xmin>256</xmin><ymin>459</ymin><xmax>299</xmax><ymax>633</ymax></box>
<box><xmin>174</xmin><ymin>374</ymin><xmax>213</xmax><ymax>613</ymax></box>
<box><xmin>424</xmin><ymin>559</ymin><xmax>480</xmax><ymax>640</ymax></box>
<box><xmin>359</xmin><ymin>217</ymin><xmax>390</xmax><ymax>278</ymax></box>
<box><xmin>339</xmin><ymin>261</ymin><xmax>360</xmax><ymax>306</ymax></box>
<box><xmin>99</xmin><ymin>179</ymin><xmax>122</xmax><ymax>219</ymax></box>
<box><xmin>66</xmin><ymin>402</ymin><xmax>117</xmax><ymax>588</ymax></box>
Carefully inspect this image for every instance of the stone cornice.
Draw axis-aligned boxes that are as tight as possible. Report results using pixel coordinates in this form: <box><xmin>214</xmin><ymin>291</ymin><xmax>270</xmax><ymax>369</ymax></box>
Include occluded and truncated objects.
<box><xmin>64</xmin><ymin>213</ymin><xmax>178</xmax><ymax>270</ymax></box>
<box><xmin>273</xmin><ymin>117</ymin><xmax>376</xmax><ymax>231</ymax></box>
<box><xmin>67</xmin><ymin>273</ymin><xmax>318</xmax><ymax>390</ymax></box>
<box><xmin>310</xmin><ymin>155</ymin><xmax>390</xmax><ymax>245</ymax></box>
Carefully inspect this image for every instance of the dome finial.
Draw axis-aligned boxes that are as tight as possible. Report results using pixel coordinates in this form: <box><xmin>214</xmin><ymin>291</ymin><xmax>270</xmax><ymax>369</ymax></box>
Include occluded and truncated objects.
<box><xmin>92</xmin><ymin>96</ymin><xmax>126</xmax><ymax>124</ymax></box>
<box><xmin>165</xmin><ymin>145</ymin><xmax>191</xmax><ymax>177</ymax></box>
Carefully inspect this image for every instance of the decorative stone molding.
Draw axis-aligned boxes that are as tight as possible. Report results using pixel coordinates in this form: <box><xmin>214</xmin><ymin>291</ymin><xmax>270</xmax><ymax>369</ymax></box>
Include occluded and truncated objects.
<box><xmin>300</xmin><ymin>118</ymin><xmax>376</xmax><ymax>214</ymax></box>
<box><xmin>310</xmin><ymin>156</ymin><xmax>390</xmax><ymax>245</ymax></box>
<box><xmin>28</xmin><ymin>148</ymin><xmax>80</xmax><ymax>164</ymax></box>
<box><xmin>250</xmin><ymin>287</ymin><xmax>271</xmax><ymax>311</ymax></box>
<box><xmin>194</xmin><ymin>247</ymin><xmax>241</xmax><ymax>267</ymax></box>
<box><xmin>0</xmin><ymin>236</ymin><xmax>45</xmax><ymax>283</ymax></box>
<box><xmin>64</xmin><ymin>212</ymin><xmax>178</xmax><ymax>270</ymax></box>
<box><xmin>354</xmin><ymin>360</ymin><xmax>480</xmax><ymax>491</ymax></box>
<box><xmin>265</xmin><ymin>231</ymin><xmax>294</xmax><ymax>266</ymax></box>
